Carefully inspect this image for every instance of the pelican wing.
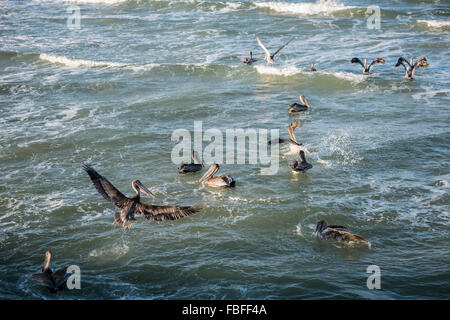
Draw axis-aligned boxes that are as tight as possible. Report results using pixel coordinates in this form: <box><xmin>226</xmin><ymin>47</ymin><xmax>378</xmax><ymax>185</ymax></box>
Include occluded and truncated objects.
<box><xmin>138</xmin><ymin>203</ymin><xmax>202</xmax><ymax>221</ymax></box>
<box><xmin>411</xmin><ymin>57</ymin><xmax>429</xmax><ymax>77</ymax></box>
<box><xmin>351</xmin><ymin>57</ymin><xmax>364</xmax><ymax>68</ymax></box>
<box><xmin>31</xmin><ymin>273</ymin><xmax>55</xmax><ymax>289</ymax></box>
<box><xmin>52</xmin><ymin>265</ymin><xmax>71</xmax><ymax>288</ymax></box>
<box><xmin>395</xmin><ymin>57</ymin><xmax>410</xmax><ymax>70</ymax></box>
<box><xmin>328</xmin><ymin>227</ymin><xmax>368</xmax><ymax>242</ymax></box>
<box><xmin>256</xmin><ymin>36</ymin><xmax>272</xmax><ymax>62</ymax></box>
<box><xmin>272</xmin><ymin>38</ymin><xmax>294</xmax><ymax>58</ymax></box>
<box><xmin>288</xmin><ymin>120</ymin><xmax>301</xmax><ymax>144</ymax></box>
<box><xmin>83</xmin><ymin>165</ymin><xmax>129</xmax><ymax>209</ymax></box>
<box><xmin>368</xmin><ymin>57</ymin><xmax>385</xmax><ymax>72</ymax></box>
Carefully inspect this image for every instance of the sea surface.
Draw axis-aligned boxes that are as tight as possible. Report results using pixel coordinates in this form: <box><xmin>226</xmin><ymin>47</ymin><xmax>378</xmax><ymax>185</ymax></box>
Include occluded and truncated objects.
<box><xmin>0</xmin><ymin>0</ymin><xmax>449</xmax><ymax>299</ymax></box>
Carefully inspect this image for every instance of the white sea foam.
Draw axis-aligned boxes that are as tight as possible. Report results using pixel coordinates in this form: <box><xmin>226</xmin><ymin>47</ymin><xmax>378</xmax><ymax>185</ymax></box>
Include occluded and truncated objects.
<box><xmin>255</xmin><ymin>65</ymin><xmax>365</xmax><ymax>83</ymax></box>
<box><xmin>417</xmin><ymin>20</ymin><xmax>450</xmax><ymax>29</ymax></box>
<box><xmin>253</xmin><ymin>0</ymin><xmax>355</xmax><ymax>16</ymax></box>
<box><xmin>39</xmin><ymin>53</ymin><xmax>156</xmax><ymax>71</ymax></box>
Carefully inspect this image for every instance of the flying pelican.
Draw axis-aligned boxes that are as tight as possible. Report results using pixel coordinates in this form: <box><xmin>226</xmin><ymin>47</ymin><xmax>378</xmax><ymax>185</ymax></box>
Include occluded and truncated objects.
<box><xmin>31</xmin><ymin>251</ymin><xmax>71</xmax><ymax>293</ymax></box>
<box><xmin>395</xmin><ymin>56</ymin><xmax>429</xmax><ymax>80</ymax></box>
<box><xmin>288</xmin><ymin>150</ymin><xmax>312</xmax><ymax>173</ymax></box>
<box><xmin>241</xmin><ymin>51</ymin><xmax>257</xmax><ymax>65</ymax></box>
<box><xmin>179</xmin><ymin>150</ymin><xmax>203</xmax><ymax>174</ymax></box>
<box><xmin>269</xmin><ymin>120</ymin><xmax>309</xmax><ymax>155</ymax></box>
<box><xmin>315</xmin><ymin>220</ymin><xmax>369</xmax><ymax>243</ymax></box>
<box><xmin>288</xmin><ymin>94</ymin><xmax>311</xmax><ymax>113</ymax></box>
<box><xmin>256</xmin><ymin>35</ymin><xmax>294</xmax><ymax>64</ymax></box>
<box><xmin>84</xmin><ymin>165</ymin><xmax>202</xmax><ymax>231</ymax></box>
<box><xmin>351</xmin><ymin>57</ymin><xmax>386</xmax><ymax>75</ymax></box>
<box><xmin>310</xmin><ymin>62</ymin><xmax>317</xmax><ymax>72</ymax></box>
<box><xmin>199</xmin><ymin>164</ymin><xmax>235</xmax><ymax>188</ymax></box>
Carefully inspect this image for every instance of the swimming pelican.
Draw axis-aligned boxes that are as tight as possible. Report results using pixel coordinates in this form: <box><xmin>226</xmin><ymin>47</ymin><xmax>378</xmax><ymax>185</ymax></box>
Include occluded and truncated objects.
<box><xmin>315</xmin><ymin>220</ymin><xmax>368</xmax><ymax>243</ymax></box>
<box><xmin>31</xmin><ymin>251</ymin><xmax>71</xmax><ymax>293</ymax></box>
<box><xmin>351</xmin><ymin>57</ymin><xmax>385</xmax><ymax>75</ymax></box>
<box><xmin>288</xmin><ymin>95</ymin><xmax>310</xmax><ymax>113</ymax></box>
<box><xmin>84</xmin><ymin>165</ymin><xmax>202</xmax><ymax>231</ymax></box>
<box><xmin>310</xmin><ymin>62</ymin><xmax>317</xmax><ymax>72</ymax></box>
<box><xmin>256</xmin><ymin>35</ymin><xmax>294</xmax><ymax>64</ymax></box>
<box><xmin>395</xmin><ymin>56</ymin><xmax>429</xmax><ymax>80</ymax></box>
<box><xmin>241</xmin><ymin>51</ymin><xmax>257</xmax><ymax>65</ymax></box>
<box><xmin>269</xmin><ymin>120</ymin><xmax>309</xmax><ymax>155</ymax></box>
<box><xmin>288</xmin><ymin>150</ymin><xmax>312</xmax><ymax>172</ymax></box>
<box><xmin>199</xmin><ymin>164</ymin><xmax>235</xmax><ymax>188</ymax></box>
<box><xmin>179</xmin><ymin>150</ymin><xmax>203</xmax><ymax>174</ymax></box>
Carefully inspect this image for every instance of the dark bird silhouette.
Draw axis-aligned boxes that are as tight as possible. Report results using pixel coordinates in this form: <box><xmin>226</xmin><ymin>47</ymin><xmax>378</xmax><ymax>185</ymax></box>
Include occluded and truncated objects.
<box><xmin>395</xmin><ymin>56</ymin><xmax>429</xmax><ymax>80</ymax></box>
<box><xmin>241</xmin><ymin>51</ymin><xmax>257</xmax><ymax>65</ymax></box>
<box><xmin>179</xmin><ymin>150</ymin><xmax>203</xmax><ymax>174</ymax></box>
<box><xmin>84</xmin><ymin>165</ymin><xmax>202</xmax><ymax>231</ymax></box>
<box><xmin>288</xmin><ymin>94</ymin><xmax>310</xmax><ymax>113</ymax></box>
<box><xmin>351</xmin><ymin>57</ymin><xmax>386</xmax><ymax>74</ymax></box>
<box><xmin>31</xmin><ymin>251</ymin><xmax>71</xmax><ymax>293</ymax></box>
<box><xmin>288</xmin><ymin>150</ymin><xmax>312</xmax><ymax>172</ymax></box>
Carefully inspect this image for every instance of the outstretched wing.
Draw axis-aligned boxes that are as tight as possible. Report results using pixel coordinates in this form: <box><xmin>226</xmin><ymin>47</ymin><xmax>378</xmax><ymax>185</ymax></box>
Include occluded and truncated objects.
<box><xmin>256</xmin><ymin>36</ymin><xmax>272</xmax><ymax>62</ymax></box>
<box><xmin>368</xmin><ymin>57</ymin><xmax>385</xmax><ymax>72</ymax></box>
<box><xmin>351</xmin><ymin>57</ymin><xmax>365</xmax><ymax>68</ymax></box>
<box><xmin>288</xmin><ymin>120</ymin><xmax>301</xmax><ymax>144</ymax></box>
<box><xmin>395</xmin><ymin>57</ymin><xmax>409</xmax><ymax>70</ymax></box>
<box><xmin>31</xmin><ymin>273</ymin><xmax>55</xmax><ymax>289</ymax></box>
<box><xmin>137</xmin><ymin>203</ymin><xmax>202</xmax><ymax>221</ymax></box>
<box><xmin>272</xmin><ymin>38</ymin><xmax>294</xmax><ymax>58</ymax></box>
<box><xmin>83</xmin><ymin>164</ymin><xmax>129</xmax><ymax>208</ymax></box>
<box><xmin>52</xmin><ymin>265</ymin><xmax>71</xmax><ymax>289</ymax></box>
<box><xmin>411</xmin><ymin>57</ymin><xmax>429</xmax><ymax>77</ymax></box>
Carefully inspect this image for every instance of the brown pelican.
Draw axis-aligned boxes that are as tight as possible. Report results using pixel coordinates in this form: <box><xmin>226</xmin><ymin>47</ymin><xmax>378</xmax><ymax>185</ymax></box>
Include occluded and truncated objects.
<box><xmin>84</xmin><ymin>165</ymin><xmax>202</xmax><ymax>231</ymax></box>
<box><xmin>256</xmin><ymin>35</ymin><xmax>293</xmax><ymax>64</ymax></box>
<box><xmin>395</xmin><ymin>56</ymin><xmax>429</xmax><ymax>80</ymax></box>
<box><xmin>351</xmin><ymin>57</ymin><xmax>386</xmax><ymax>75</ymax></box>
<box><xmin>269</xmin><ymin>120</ymin><xmax>309</xmax><ymax>155</ymax></box>
<box><xmin>315</xmin><ymin>220</ymin><xmax>368</xmax><ymax>243</ymax></box>
<box><xmin>310</xmin><ymin>62</ymin><xmax>317</xmax><ymax>72</ymax></box>
<box><xmin>288</xmin><ymin>150</ymin><xmax>312</xmax><ymax>172</ymax></box>
<box><xmin>31</xmin><ymin>251</ymin><xmax>71</xmax><ymax>293</ymax></box>
<box><xmin>288</xmin><ymin>95</ymin><xmax>310</xmax><ymax>113</ymax></box>
<box><xmin>179</xmin><ymin>150</ymin><xmax>203</xmax><ymax>174</ymax></box>
<box><xmin>199</xmin><ymin>164</ymin><xmax>235</xmax><ymax>188</ymax></box>
<box><xmin>241</xmin><ymin>51</ymin><xmax>257</xmax><ymax>65</ymax></box>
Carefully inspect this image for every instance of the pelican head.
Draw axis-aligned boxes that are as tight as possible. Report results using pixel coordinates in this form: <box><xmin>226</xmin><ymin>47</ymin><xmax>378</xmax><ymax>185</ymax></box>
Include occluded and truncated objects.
<box><xmin>249</xmin><ymin>51</ymin><xmax>253</xmax><ymax>59</ymax></box>
<box><xmin>410</xmin><ymin>56</ymin><xmax>414</xmax><ymax>66</ymax></box>
<box><xmin>43</xmin><ymin>250</ymin><xmax>52</xmax><ymax>272</ymax></box>
<box><xmin>131</xmin><ymin>180</ymin><xmax>155</xmax><ymax>198</ymax></box>
<box><xmin>199</xmin><ymin>164</ymin><xmax>219</xmax><ymax>183</ymax></box>
<box><xmin>315</xmin><ymin>220</ymin><xmax>328</xmax><ymax>235</ymax></box>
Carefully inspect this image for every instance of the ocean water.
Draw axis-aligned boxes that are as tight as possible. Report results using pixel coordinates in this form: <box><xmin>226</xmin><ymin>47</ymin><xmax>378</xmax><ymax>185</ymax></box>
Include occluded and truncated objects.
<box><xmin>0</xmin><ymin>0</ymin><xmax>449</xmax><ymax>299</ymax></box>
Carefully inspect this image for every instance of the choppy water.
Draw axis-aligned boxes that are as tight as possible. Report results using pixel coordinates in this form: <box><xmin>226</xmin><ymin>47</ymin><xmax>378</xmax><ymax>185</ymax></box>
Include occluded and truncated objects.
<box><xmin>0</xmin><ymin>0</ymin><xmax>449</xmax><ymax>299</ymax></box>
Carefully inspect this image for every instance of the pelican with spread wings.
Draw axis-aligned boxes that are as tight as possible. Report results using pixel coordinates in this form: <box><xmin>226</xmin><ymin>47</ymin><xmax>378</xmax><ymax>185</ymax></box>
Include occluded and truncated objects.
<box><xmin>84</xmin><ymin>165</ymin><xmax>202</xmax><ymax>231</ymax></box>
<box><xmin>395</xmin><ymin>56</ymin><xmax>429</xmax><ymax>80</ymax></box>
<box><xmin>351</xmin><ymin>57</ymin><xmax>386</xmax><ymax>75</ymax></box>
<box><xmin>31</xmin><ymin>251</ymin><xmax>71</xmax><ymax>293</ymax></box>
<box><xmin>269</xmin><ymin>120</ymin><xmax>309</xmax><ymax>155</ymax></box>
<box><xmin>256</xmin><ymin>35</ymin><xmax>294</xmax><ymax>64</ymax></box>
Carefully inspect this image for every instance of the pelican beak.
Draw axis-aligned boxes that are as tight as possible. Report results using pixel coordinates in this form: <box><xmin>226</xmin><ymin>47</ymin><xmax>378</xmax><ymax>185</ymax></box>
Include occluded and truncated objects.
<box><xmin>136</xmin><ymin>181</ymin><xmax>155</xmax><ymax>198</ymax></box>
